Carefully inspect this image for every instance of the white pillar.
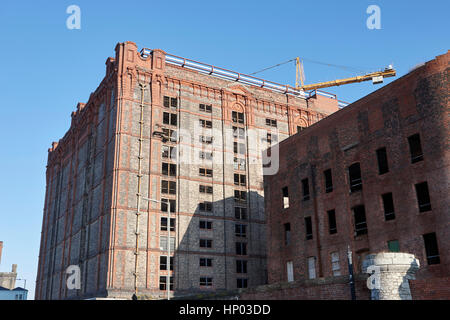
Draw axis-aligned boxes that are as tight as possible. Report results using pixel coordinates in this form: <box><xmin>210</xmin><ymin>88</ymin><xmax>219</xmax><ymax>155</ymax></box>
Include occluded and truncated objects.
<box><xmin>362</xmin><ymin>252</ymin><xmax>420</xmax><ymax>300</ymax></box>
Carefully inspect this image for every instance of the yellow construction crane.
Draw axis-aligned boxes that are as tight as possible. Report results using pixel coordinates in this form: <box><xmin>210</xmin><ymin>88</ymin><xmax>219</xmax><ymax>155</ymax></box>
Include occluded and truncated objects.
<box><xmin>295</xmin><ymin>57</ymin><xmax>396</xmax><ymax>91</ymax></box>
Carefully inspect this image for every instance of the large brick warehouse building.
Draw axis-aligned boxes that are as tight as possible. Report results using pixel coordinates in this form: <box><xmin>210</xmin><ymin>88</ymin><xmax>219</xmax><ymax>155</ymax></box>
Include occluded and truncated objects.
<box><xmin>254</xmin><ymin>50</ymin><xmax>449</xmax><ymax>300</ymax></box>
<box><xmin>35</xmin><ymin>41</ymin><xmax>341</xmax><ymax>299</ymax></box>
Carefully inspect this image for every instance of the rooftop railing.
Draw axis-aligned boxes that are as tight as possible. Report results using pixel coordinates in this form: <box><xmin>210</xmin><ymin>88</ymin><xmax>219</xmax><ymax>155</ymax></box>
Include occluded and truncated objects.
<box><xmin>140</xmin><ymin>48</ymin><xmax>350</xmax><ymax>107</ymax></box>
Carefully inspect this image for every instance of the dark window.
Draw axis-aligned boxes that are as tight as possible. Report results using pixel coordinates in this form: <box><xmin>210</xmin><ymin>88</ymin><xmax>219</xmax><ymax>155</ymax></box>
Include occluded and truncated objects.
<box><xmin>284</xmin><ymin>223</ymin><xmax>291</xmax><ymax>245</ymax></box>
<box><xmin>199</xmin><ymin>119</ymin><xmax>208</xmax><ymax>128</ymax></box>
<box><xmin>199</xmin><ymin>201</ymin><xmax>213</xmax><ymax>212</ymax></box>
<box><xmin>324</xmin><ymin>169</ymin><xmax>333</xmax><ymax>193</ymax></box>
<box><xmin>232</xmin><ymin>111</ymin><xmax>245</xmax><ymax>124</ymax></box>
<box><xmin>235</xmin><ymin>224</ymin><xmax>247</xmax><ymax>237</ymax></box>
<box><xmin>234</xmin><ymin>174</ymin><xmax>246</xmax><ymax>186</ymax></box>
<box><xmin>159</xmin><ymin>276</ymin><xmax>173</xmax><ymax>291</ymax></box>
<box><xmin>266</xmin><ymin>118</ymin><xmax>277</xmax><ymax>127</ymax></box>
<box><xmin>161</xmin><ymin>180</ymin><xmax>176</xmax><ymax>194</ymax></box>
<box><xmin>234</xmin><ymin>190</ymin><xmax>247</xmax><ymax>203</ymax></box>
<box><xmin>161</xmin><ymin>199</ymin><xmax>176</xmax><ymax>213</ymax></box>
<box><xmin>382</xmin><ymin>193</ymin><xmax>395</xmax><ymax>220</ymax></box>
<box><xmin>162</xmin><ymin>163</ymin><xmax>176</xmax><ymax>176</ymax></box>
<box><xmin>423</xmin><ymin>233</ymin><xmax>440</xmax><ymax>265</ymax></box>
<box><xmin>415</xmin><ymin>182</ymin><xmax>432</xmax><ymax>212</ymax></box>
<box><xmin>237</xmin><ymin>278</ymin><xmax>248</xmax><ymax>288</ymax></box>
<box><xmin>282</xmin><ymin>187</ymin><xmax>289</xmax><ymax>208</ymax></box>
<box><xmin>353</xmin><ymin>205</ymin><xmax>368</xmax><ymax>236</ymax></box>
<box><xmin>388</xmin><ymin>240</ymin><xmax>400</xmax><ymax>253</ymax></box>
<box><xmin>199</xmin><ymin>119</ymin><xmax>212</xmax><ymax>128</ymax></box>
<box><xmin>163</xmin><ymin>96</ymin><xmax>177</xmax><ymax>109</ymax></box>
<box><xmin>235</xmin><ymin>207</ymin><xmax>247</xmax><ymax>220</ymax></box>
<box><xmin>200</xmin><ymin>258</ymin><xmax>213</xmax><ymax>267</ymax></box>
<box><xmin>170</xmin><ymin>97</ymin><xmax>177</xmax><ymax>108</ymax></box>
<box><xmin>199</xmin><ymin>185</ymin><xmax>213</xmax><ymax>194</ymax></box>
<box><xmin>200</xmin><ymin>277</ymin><xmax>213</xmax><ymax>287</ymax></box>
<box><xmin>236</xmin><ymin>260</ymin><xmax>248</xmax><ymax>273</ymax></box>
<box><xmin>236</xmin><ymin>242</ymin><xmax>247</xmax><ymax>255</ymax></box>
<box><xmin>160</xmin><ymin>256</ymin><xmax>167</xmax><ymax>270</ymax></box>
<box><xmin>199</xmin><ymin>220</ymin><xmax>213</xmax><ymax>230</ymax></box>
<box><xmin>305</xmin><ymin>217</ymin><xmax>313</xmax><ymax>240</ymax></box>
<box><xmin>408</xmin><ymin>133</ymin><xmax>424</xmax><ymax>163</ymax></box>
<box><xmin>163</xmin><ymin>96</ymin><xmax>170</xmax><ymax>108</ymax></box>
<box><xmin>297</xmin><ymin>126</ymin><xmax>305</xmax><ymax>132</ymax></box>
<box><xmin>348</xmin><ymin>163</ymin><xmax>362</xmax><ymax>192</ymax></box>
<box><xmin>327</xmin><ymin>210</ymin><xmax>337</xmax><ymax>234</ymax></box>
<box><xmin>160</xmin><ymin>217</ymin><xmax>175</xmax><ymax>232</ymax></box>
<box><xmin>159</xmin><ymin>256</ymin><xmax>174</xmax><ymax>270</ymax></box>
<box><xmin>302</xmin><ymin>178</ymin><xmax>310</xmax><ymax>201</ymax></box>
<box><xmin>199</xmin><ymin>104</ymin><xmax>212</xmax><ymax>113</ymax></box>
<box><xmin>163</xmin><ymin>112</ymin><xmax>177</xmax><ymax>126</ymax></box>
<box><xmin>376</xmin><ymin>147</ymin><xmax>389</xmax><ymax>174</ymax></box>
<box><xmin>200</xmin><ymin>239</ymin><xmax>212</xmax><ymax>248</ymax></box>
<box><xmin>199</xmin><ymin>168</ymin><xmax>213</xmax><ymax>177</ymax></box>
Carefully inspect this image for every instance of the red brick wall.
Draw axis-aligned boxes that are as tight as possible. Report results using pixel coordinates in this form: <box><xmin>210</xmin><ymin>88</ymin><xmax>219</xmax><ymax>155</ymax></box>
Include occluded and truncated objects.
<box><xmin>410</xmin><ymin>277</ymin><xmax>450</xmax><ymax>300</ymax></box>
<box><xmin>239</xmin><ymin>276</ymin><xmax>450</xmax><ymax>300</ymax></box>
<box><xmin>264</xmin><ymin>50</ymin><xmax>449</xmax><ymax>290</ymax></box>
<box><xmin>240</xmin><ymin>275</ymin><xmax>370</xmax><ymax>300</ymax></box>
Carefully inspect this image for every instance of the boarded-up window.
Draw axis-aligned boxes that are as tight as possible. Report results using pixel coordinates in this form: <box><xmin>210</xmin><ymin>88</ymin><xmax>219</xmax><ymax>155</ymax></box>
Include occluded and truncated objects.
<box><xmin>331</xmin><ymin>252</ymin><xmax>341</xmax><ymax>276</ymax></box>
<box><xmin>287</xmin><ymin>261</ymin><xmax>294</xmax><ymax>282</ymax></box>
<box><xmin>308</xmin><ymin>257</ymin><xmax>316</xmax><ymax>279</ymax></box>
<box><xmin>160</xmin><ymin>236</ymin><xmax>175</xmax><ymax>252</ymax></box>
<box><xmin>388</xmin><ymin>240</ymin><xmax>400</xmax><ymax>252</ymax></box>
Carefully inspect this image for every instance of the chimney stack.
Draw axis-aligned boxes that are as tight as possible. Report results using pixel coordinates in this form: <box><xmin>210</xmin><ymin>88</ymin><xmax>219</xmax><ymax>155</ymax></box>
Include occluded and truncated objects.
<box><xmin>0</xmin><ymin>241</ymin><xmax>3</xmax><ymax>264</ymax></box>
<box><xmin>12</xmin><ymin>264</ymin><xmax>17</xmax><ymax>273</ymax></box>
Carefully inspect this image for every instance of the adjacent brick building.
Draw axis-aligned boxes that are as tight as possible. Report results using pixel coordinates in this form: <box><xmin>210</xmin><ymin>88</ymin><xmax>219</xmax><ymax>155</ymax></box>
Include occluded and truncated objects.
<box><xmin>263</xmin><ymin>50</ymin><xmax>449</xmax><ymax>299</ymax></box>
<box><xmin>35</xmin><ymin>41</ymin><xmax>341</xmax><ymax>299</ymax></box>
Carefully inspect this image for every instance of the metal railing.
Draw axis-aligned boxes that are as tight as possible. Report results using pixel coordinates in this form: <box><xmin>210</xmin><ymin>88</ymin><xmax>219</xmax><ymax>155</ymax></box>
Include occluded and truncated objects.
<box><xmin>140</xmin><ymin>48</ymin><xmax>350</xmax><ymax>107</ymax></box>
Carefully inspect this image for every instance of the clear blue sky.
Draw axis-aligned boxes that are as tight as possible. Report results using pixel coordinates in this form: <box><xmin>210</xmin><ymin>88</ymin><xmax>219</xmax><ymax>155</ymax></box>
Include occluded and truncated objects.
<box><xmin>0</xmin><ymin>0</ymin><xmax>448</xmax><ymax>299</ymax></box>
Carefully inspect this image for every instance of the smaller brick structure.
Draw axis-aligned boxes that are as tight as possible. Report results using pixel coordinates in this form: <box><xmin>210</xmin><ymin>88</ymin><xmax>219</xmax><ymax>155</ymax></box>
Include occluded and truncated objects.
<box><xmin>260</xmin><ymin>50</ymin><xmax>449</xmax><ymax>300</ymax></box>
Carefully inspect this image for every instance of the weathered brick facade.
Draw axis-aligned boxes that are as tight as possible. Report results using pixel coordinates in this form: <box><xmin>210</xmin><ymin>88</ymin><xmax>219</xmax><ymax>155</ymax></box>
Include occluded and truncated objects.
<box><xmin>35</xmin><ymin>41</ymin><xmax>339</xmax><ymax>299</ymax></box>
<box><xmin>262</xmin><ymin>51</ymin><xmax>449</xmax><ymax>299</ymax></box>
